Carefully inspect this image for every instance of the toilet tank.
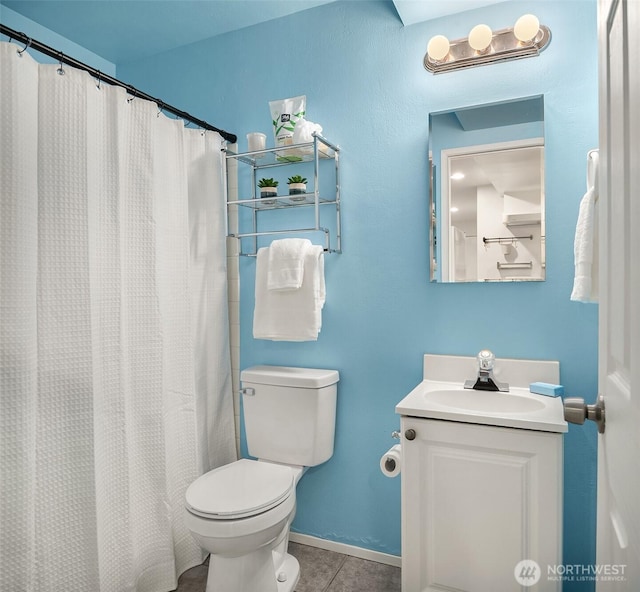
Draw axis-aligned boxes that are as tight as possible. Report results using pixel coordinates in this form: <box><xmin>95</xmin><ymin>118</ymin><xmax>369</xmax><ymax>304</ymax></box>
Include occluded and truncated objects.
<box><xmin>240</xmin><ymin>365</ymin><xmax>339</xmax><ymax>467</ymax></box>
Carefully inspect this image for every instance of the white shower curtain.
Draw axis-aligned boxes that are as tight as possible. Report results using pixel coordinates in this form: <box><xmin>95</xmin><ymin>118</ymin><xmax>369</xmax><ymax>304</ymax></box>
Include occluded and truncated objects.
<box><xmin>0</xmin><ymin>42</ymin><xmax>237</xmax><ymax>592</ymax></box>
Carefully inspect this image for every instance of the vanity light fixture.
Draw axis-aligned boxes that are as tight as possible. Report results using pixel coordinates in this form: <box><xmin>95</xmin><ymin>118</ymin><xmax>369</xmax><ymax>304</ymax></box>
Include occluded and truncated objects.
<box><xmin>424</xmin><ymin>14</ymin><xmax>551</xmax><ymax>74</ymax></box>
<box><xmin>450</xmin><ymin>172</ymin><xmax>465</xmax><ymax>180</ymax></box>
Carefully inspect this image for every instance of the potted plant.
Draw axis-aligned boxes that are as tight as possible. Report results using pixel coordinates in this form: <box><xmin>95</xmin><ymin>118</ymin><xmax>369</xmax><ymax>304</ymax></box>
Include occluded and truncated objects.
<box><xmin>258</xmin><ymin>178</ymin><xmax>278</xmax><ymax>200</ymax></box>
<box><xmin>287</xmin><ymin>175</ymin><xmax>307</xmax><ymax>201</ymax></box>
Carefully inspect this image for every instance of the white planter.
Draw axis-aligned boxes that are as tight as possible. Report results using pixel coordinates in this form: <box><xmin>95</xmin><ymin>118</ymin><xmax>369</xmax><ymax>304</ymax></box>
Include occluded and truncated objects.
<box><xmin>260</xmin><ymin>188</ymin><xmax>278</xmax><ymax>197</ymax></box>
<box><xmin>288</xmin><ymin>183</ymin><xmax>307</xmax><ymax>195</ymax></box>
<box><xmin>288</xmin><ymin>183</ymin><xmax>307</xmax><ymax>202</ymax></box>
<box><xmin>259</xmin><ymin>187</ymin><xmax>277</xmax><ymax>205</ymax></box>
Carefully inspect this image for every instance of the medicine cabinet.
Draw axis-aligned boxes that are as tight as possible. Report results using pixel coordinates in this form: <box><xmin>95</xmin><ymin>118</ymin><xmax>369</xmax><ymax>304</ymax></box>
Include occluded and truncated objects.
<box><xmin>225</xmin><ymin>134</ymin><xmax>341</xmax><ymax>256</ymax></box>
<box><xmin>429</xmin><ymin>95</ymin><xmax>545</xmax><ymax>283</ymax></box>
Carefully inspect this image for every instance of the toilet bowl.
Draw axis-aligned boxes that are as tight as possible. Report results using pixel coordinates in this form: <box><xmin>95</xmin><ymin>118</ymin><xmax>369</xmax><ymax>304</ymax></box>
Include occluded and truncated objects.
<box><xmin>185</xmin><ymin>459</ymin><xmax>303</xmax><ymax>592</ymax></box>
<box><xmin>184</xmin><ymin>365</ymin><xmax>339</xmax><ymax>592</ymax></box>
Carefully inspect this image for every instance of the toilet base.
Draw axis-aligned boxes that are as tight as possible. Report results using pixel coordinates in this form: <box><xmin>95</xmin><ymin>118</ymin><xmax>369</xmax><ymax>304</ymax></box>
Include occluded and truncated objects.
<box><xmin>205</xmin><ymin>549</ymin><xmax>299</xmax><ymax>592</ymax></box>
<box><xmin>275</xmin><ymin>553</ymin><xmax>300</xmax><ymax>592</ymax></box>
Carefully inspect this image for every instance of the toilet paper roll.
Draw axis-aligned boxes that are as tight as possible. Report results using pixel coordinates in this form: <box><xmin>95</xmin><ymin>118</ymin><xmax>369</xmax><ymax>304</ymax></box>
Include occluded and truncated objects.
<box><xmin>379</xmin><ymin>444</ymin><xmax>402</xmax><ymax>478</ymax></box>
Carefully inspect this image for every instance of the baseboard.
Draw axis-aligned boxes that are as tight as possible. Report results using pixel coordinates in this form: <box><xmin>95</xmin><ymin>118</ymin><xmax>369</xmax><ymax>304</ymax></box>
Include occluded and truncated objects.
<box><xmin>289</xmin><ymin>532</ymin><xmax>402</xmax><ymax>568</ymax></box>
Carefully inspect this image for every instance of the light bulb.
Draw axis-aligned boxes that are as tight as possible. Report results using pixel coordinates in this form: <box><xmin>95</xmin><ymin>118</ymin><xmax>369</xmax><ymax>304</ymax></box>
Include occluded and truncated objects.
<box><xmin>427</xmin><ymin>35</ymin><xmax>450</xmax><ymax>61</ymax></box>
<box><xmin>514</xmin><ymin>14</ymin><xmax>540</xmax><ymax>43</ymax></box>
<box><xmin>468</xmin><ymin>24</ymin><xmax>493</xmax><ymax>51</ymax></box>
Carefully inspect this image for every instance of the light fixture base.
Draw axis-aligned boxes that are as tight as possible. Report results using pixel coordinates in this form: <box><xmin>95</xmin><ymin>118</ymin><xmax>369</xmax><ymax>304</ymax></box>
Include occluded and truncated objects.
<box><xmin>424</xmin><ymin>25</ymin><xmax>551</xmax><ymax>74</ymax></box>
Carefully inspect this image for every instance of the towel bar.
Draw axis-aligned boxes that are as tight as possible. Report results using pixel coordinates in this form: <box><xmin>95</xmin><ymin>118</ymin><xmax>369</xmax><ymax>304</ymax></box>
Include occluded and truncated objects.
<box><xmin>587</xmin><ymin>149</ymin><xmax>599</xmax><ymax>202</ymax></box>
<box><xmin>230</xmin><ymin>227</ymin><xmax>338</xmax><ymax>257</ymax></box>
<box><xmin>483</xmin><ymin>235</ymin><xmax>533</xmax><ymax>245</ymax></box>
<box><xmin>496</xmin><ymin>261</ymin><xmax>533</xmax><ymax>270</ymax></box>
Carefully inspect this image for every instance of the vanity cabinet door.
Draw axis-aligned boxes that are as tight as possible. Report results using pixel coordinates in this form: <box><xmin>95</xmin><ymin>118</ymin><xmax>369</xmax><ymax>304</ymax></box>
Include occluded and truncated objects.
<box><xmin>400</xmin><ymin>417</ymin><xmax>562</xmax><ymax>592</ymax></box>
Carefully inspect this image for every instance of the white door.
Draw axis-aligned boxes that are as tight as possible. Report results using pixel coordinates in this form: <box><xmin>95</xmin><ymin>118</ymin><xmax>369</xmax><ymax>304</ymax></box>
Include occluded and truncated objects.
<box><xmin>597</xmin><ymin>0</ymin><xmax>640</xmax><ymax>588</ymax></box>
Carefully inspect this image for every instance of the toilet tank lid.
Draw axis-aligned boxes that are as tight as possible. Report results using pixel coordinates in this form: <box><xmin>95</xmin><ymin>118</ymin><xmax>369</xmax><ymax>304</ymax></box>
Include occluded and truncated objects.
<box><xmin>241</xmin><ymin>365</ymin><xmax>339</xmax><ymax>388</ymax></box>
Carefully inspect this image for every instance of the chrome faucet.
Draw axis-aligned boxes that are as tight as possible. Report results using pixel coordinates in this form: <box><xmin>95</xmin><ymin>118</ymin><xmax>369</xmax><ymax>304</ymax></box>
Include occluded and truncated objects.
<box><xmin>464</xmin><ymin>350</ymin><xmax>509</xmax><ymax>392</ymax></box>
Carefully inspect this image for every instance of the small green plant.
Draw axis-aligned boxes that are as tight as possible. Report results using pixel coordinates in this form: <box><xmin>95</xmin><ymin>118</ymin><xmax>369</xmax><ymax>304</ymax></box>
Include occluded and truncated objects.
<box><xmin>287</xmin><ymin>175</ymin><xmax>307</xmax><ymax>185</ymax></box>
<box><xmin>258</xmin><ymin>178</ymin><xmax>279</xmax><ymax>188</ymax></box>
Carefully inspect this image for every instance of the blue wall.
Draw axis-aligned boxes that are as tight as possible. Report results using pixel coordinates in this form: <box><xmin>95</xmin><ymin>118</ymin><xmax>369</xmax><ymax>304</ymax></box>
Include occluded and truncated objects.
<box><xmin>118</xmin><ymin>0</ymin><xmax>599</xmax><ymax>587</ymax></box>
<box><xmin>0</xmin><ymin>3</ymin><xmax>115</xmax><ymax>74</ymax></box>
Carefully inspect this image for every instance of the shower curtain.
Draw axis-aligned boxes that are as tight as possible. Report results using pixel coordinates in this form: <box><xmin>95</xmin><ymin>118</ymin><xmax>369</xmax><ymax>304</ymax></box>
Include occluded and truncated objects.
<box><xmin>0</xmin><ymin>42</ymin><xmax>237</xmax><ymax>592</ymax></box>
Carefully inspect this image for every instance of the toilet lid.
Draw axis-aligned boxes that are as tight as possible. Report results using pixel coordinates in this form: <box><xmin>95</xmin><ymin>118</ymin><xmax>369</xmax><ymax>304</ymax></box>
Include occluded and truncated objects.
<box><xmin>185</xmin><ymin>459</ymin><xmax>294</xmax><ymax>519</ymax></box>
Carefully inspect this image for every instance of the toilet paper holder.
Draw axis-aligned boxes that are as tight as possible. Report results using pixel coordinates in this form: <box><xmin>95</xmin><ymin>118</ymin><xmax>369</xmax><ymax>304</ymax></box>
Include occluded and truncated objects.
<box><xmin>383</xmin><ymin>431</ymin><xmax>402</xmax><ymax>473</ymax></box>
<box><xmin>380</xmin><ymin>443</ymin><xmax>402</xmax><ymax>477</ymax></box>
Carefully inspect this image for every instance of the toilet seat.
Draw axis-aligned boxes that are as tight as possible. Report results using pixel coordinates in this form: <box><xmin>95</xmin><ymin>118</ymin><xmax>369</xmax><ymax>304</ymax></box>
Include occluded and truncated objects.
<box><xmin>185</xmin><ymin>459</ymin><xmax>294</xmax><ymax>520</ymax></box>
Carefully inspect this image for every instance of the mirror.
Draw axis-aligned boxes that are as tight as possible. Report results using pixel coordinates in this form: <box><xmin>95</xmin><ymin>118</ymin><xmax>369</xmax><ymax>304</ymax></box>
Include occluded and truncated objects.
<box><xmin>429</xmin><ymin>96</ymin><xmax>545</xmax><ymax>282</ymax></box>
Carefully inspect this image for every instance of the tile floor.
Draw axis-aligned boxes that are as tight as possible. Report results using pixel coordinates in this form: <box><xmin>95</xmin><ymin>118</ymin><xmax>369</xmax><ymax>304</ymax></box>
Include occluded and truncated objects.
<box><xmin>174</xmin><ymin>542</ymin><xmax>401</xmax><ymax>592</ymax></box>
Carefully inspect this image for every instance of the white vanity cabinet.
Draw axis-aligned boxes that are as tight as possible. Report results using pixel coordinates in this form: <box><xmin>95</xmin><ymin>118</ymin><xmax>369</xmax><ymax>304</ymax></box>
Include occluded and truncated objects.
<box><xmin>400</xmin><ymin>416</ymin><xmax>562</xmax><ymax>592</ymax></box>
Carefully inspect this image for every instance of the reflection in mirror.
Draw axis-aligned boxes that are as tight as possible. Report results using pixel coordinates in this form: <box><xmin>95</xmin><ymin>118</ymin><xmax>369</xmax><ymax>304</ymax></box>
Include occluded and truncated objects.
<box><xmin>429</xmin><ymin>96</ymin><xmax>545</xmax><ymax>283</ymax></box>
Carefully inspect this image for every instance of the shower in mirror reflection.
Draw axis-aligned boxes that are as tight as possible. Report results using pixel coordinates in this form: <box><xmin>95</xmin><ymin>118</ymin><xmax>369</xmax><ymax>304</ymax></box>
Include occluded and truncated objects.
<box><xmin>428</xmin><ymin>95</ymin><xmax>545</xmax><ymax>283</ymax></box>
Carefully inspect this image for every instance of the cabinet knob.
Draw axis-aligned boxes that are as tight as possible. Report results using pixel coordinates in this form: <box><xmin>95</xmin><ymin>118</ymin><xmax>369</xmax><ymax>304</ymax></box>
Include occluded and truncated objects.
<box><xmin>405</xmin><ymin>428</ymin><xmax>416</xmax><ymax>441</ymax></box>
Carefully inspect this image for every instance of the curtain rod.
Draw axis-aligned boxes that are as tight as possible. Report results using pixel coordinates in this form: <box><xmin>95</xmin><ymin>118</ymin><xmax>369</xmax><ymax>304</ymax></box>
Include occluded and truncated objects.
<box><xmin>0</xmin><ymin>23</ymin><xmax>238</xmax><ymax>144</ymax></box>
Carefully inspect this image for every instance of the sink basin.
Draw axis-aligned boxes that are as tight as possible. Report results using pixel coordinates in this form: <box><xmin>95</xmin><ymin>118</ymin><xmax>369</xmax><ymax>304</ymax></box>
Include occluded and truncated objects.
<box><xmin>427</xmin><ymin>389</ymin><xmax>546</xmax><ymax>413</ymax></box>
<box><xmin>396</xmin><ymin>380</ymin><xmax>567</xmax><ymax>433</ymax></box>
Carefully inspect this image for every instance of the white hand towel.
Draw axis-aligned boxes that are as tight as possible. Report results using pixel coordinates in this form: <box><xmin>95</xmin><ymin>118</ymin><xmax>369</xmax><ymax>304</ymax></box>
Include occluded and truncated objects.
<box><xmin>253</xmin><ymin>244</ymin><xmax>325</xmax><ymax>341</ymax></box>
<box><xmin>267</xmin><ymin>238</ymin><xmax>312</xmax><ymax>291</ymax></box>
<box><xmin>571</xmin><ymin>150</ymin><xmax>599</xmax><ymax>303</ymax></box>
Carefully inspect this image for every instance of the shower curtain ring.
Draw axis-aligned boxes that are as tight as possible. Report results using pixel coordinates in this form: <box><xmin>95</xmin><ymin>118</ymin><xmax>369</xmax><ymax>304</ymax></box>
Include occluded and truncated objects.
<box><xmin>56</xmin><ymin>52</ymin><xmax>65</xmax><ymax>75</ymax></box>
<box><xmin>127</xmin><ymin>88</ymin><xmax>137</xmax><ymax>103</ymax></box>
<box><xmin>95</xmin><ymin>71</ymin><xmax>102</xmax><ymax>90</ymax></box>
<box><xmin>157</xmin><ymin>102</ymin><xmax>164</xmax><ymax>117</ymax></box>
<box><xmin>17</xmin><ymin>36</ymin><xmax>32</xmax><ymax>56</ymax></box>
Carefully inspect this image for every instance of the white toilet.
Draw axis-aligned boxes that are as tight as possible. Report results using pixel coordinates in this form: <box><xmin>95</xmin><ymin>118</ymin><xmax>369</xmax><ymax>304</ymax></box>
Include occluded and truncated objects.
<box><xmin>184</xmin><ymin>365</ymin><xmax>339</xmax><ymax>592</ymax></box>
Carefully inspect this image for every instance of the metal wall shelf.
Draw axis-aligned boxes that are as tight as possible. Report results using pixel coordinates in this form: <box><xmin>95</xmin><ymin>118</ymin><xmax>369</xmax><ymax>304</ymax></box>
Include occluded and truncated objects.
<box><xmin>227</xmin><ymin>194</ymin><xmax>336</xmax><ymax>210</ymax></box>
<box><xmin>225</xmin><ymin>133</ymin><xmax>341</xmax><ymax>256</ymax></box>
<box><xmin>226</xmin><ymin>142</ymin><xmax>335</xmax><ymax>169</ymax></box>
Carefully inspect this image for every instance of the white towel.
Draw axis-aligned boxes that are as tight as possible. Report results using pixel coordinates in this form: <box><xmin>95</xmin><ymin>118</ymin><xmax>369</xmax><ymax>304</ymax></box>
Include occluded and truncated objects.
<box><xmin>267</xmin><ymin>238</ymin><xmax>312</xmax><ymax>291</ymax></box>
<box><xmin>253</xmin><ymin>244</ymin><xmax>325</xmax><ymax>341</ymax></box>
<box><xmin>571</xmin><ymin>150</ymin><xmax>599</xmax><ymax>303</ymax></box>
